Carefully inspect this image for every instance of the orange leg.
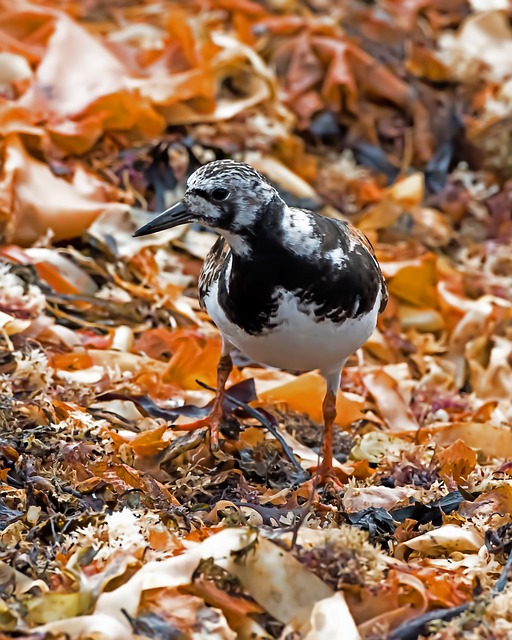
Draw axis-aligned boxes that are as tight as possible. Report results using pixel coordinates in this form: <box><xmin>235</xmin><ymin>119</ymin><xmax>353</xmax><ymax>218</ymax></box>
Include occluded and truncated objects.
<box><xmin>176</xmin><ymin>350</ymin><xmax>233</xmax><ymax>450</ymax></box>
<box><xmin>318</xmin><ymin>386</ymin><xmax>337</xmax><ymax>480</ymax></box>
<box><xmin>208</xmin><ymin>351</ymin><xmax>233</xmax><ymax>449</ymax></box>
<box><xmin>312</xmin><ymin>367</ymin><xmax>344</xmax><ymax>486</ymax></box>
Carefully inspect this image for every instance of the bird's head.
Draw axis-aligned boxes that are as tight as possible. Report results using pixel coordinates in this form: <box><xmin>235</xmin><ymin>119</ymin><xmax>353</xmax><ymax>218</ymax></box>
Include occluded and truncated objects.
<box><xmin>133</xmin><ymin>160</ymin><xmax>281</xmax><ymax>256</ymax></box>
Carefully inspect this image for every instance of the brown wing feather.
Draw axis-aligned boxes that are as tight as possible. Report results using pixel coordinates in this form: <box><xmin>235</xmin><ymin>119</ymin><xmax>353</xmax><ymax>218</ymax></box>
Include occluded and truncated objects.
<box><xmin>198</xmin><ymin>235</ymin><xmax>230</xmax><ymax>310</ymax></box>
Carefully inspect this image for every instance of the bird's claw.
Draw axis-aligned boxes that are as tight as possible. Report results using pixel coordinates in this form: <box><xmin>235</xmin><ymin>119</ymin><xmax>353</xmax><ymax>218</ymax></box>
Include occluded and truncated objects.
<box><xmin>311</xmin><ymin>463</ymin><xmax>346</xmax><ymax>490</ymax></box>
<box><xmin>209</xmin><ymin>415</ymin><xmax>222</xmax><ymax>451</ymax></box>
<box><xmin>173</xmin><ymin>411</ymin><xmax>224</xmax><ymax>452</ymax></box>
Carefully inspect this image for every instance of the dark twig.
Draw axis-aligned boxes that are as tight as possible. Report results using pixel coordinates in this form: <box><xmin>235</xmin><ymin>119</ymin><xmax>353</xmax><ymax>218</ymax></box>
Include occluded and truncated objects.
<box><xmin>389</xmin><ymin>603</ymin><xmax>470</xmax><ymax>640</ymax></box>
<box><xmin>493</xmin><ymin>550</ymin><xmax>512</xmax><ymax>593</ymax></box>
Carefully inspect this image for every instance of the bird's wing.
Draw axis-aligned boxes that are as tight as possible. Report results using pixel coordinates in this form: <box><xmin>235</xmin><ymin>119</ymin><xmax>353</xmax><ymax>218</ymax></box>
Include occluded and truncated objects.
<box><xmin>347</xmin><ymin>225</ymin><xmax>388</xmax><ymax>314</ymax></box>
<box><xmin>320</xmin><ymin>215</ymin><xmax>389</xmax><ymax>315</ymax></box>
<box><xmin>198</xmin><ymin>235</ymin><xmax>230</xmax><ymax>310</ymax></box>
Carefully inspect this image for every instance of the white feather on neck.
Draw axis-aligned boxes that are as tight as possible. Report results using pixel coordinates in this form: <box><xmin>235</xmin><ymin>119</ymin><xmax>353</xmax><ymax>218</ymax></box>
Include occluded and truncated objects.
<box><xmin>218</xmin><ymin>229</ymin><xmax>252</xmax><ymax>259</ymax></box>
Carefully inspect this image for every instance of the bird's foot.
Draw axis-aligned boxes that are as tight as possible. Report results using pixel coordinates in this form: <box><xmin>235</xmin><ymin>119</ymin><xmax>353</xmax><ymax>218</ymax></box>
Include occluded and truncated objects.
<box><xmin>311</xmin><ymin>461</ymin><xmax>346</xmax><ymax>490</ymax></box>
<box><xmin>174</xmin><ymin>409</ymin><xmax>223</xmax><ymax>451</ymax></box>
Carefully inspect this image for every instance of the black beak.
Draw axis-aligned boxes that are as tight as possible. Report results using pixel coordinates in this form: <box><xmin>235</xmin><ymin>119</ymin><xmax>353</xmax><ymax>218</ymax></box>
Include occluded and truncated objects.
<box><xmin>133</xmin><ymin>200</ymin><xmax>191</xmax><ymax>237</ymax></box>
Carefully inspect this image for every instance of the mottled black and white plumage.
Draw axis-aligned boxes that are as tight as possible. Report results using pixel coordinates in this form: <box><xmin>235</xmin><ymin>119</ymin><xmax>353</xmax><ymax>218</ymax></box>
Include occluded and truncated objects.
<box><xmin>191</xmin><ymin>160</ymin><xmax>387</xmax><ymax>368</ymax></box>
<box><xmin>199</xmin><ymin>210</ymin><xmax>387</xmax><ymax>334</ymax></box>
<box><xmin>134</xmin><ymin>159</ymin><xmax>388</xmax><ymax>479</ymax></box>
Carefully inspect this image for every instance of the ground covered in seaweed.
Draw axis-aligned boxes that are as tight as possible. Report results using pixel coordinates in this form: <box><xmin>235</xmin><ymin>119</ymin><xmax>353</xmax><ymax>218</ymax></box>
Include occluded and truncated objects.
<box><xmin>1</xmin><ymin>0</ymin><xmax>512</xmax><ymax>638</ymax></box>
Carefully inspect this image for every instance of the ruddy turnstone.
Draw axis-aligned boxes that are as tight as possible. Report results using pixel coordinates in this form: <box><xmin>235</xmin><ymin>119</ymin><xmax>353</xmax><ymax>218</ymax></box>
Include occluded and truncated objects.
<box><xmin>134</xmin><ymin>159</ymin><xmax>388</xmax><ymax>481</ymax></box>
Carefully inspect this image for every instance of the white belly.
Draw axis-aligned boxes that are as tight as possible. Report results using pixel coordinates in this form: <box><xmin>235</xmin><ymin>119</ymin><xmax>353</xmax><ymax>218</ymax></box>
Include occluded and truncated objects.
<box><xmin>204</xmin><ymin>283</ymin><xmax>380</xmax><ymax>375</ymax></box>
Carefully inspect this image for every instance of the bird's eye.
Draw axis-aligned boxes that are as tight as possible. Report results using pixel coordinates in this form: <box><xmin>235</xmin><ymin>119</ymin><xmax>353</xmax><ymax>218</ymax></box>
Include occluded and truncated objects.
<box><xmin>211</xmin><ymin>188</ymin><xmax>230</xmax><ymax>202</ymax></box>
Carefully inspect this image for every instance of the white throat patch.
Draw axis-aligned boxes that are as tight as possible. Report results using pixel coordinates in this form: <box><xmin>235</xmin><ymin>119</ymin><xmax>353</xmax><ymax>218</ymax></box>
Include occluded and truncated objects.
<box><xmin>218</xmin><ymin>229</ymin><xmax>252</xmax><ymax>259</ymax></box>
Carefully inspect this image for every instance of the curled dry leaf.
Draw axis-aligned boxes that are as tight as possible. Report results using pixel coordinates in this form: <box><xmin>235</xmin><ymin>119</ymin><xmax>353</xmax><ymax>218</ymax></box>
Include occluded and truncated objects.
<box><xmin>460</xmin><ymin>483</ymin><xmax>512</xmax><ymax>518</ymax></box>
<box><xmin>303</xmin><ymin>592</ymin><xmax>360</xmax><ymax>640</ymax></box>
<box><xmin>434</xmin><ymin>439</ymin><xmax>478</xmax><ymax>484</ymax></box>
<box><xmin>398</xmin><ymin>305</ymin><xmax>445</xmax><ymax>333</ymax></box>
<box><xmin>350</xmin><ymin>432</ymin><xmax>411</xmax><ymax>464</ymax></box>
<box><xmin>439</xmin><ymin>10</ymin><xmax>512</xmax><ymax>83</ymax></box>
<box><xmin>0</xmin><ymin>310</ymin><xmax>31</xmax><ymax>335</ymax></box>
<box><xmin>87</xmin><ymin>207</ymin><xmax>187</xmax><ymax>260</ymax></box>
<box><xmin>362</xmin><ymin>368</ymin><xmax>419</xmax><ymax>432</ymax></box>
<box><xmin>395</xmin><ymin>525</ymin><xmax>485</xmax><ymax>561</ymax></box>
<box><xmin>424</xmin><ymin>422</ymin><xmax>512</xmax><ymax>460</ymax></box>
<box><xmin>0</xmin><ymin>562</ymin><xmax>49</xmax><ymax>596</ymax></box>
<box><xmin>384</xmin><ymin>253</ymin><xmax>439</xmax><ymax>309</ymax></box>
<box><xmin>358</xmin><ymin>174</ymin><xmax>425</xmax><ymax>232</ymax></box>
<box><xmin>343</xmin><ymin>485</ymin><xmax>414</xmax><ymax>514</ymax></box>
<box><xmin>253</xmin><ymin>369</ymin><xmax>364</xmax><ymax>427</ymax></box>
<box><xmin>356</xmin><ymin>570</ymin><xmax>429</xmax><ymax>636</ymax></box>
<box><xmin>0</xmin><ymin>136</ymin><xmax>128</xmax><ymax>245</ymax></box>
<box><xmin>467</xmin><ymin>335</ymin><xmax>512</xmax><ymax>401</ymax></box>
<box><xmin>133</xmin><ymin>32</ymin><xmax>277</xmax><ymax>125</ymax></box>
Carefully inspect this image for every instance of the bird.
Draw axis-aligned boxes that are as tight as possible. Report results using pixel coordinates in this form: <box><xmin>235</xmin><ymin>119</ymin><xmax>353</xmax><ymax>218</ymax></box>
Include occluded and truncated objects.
<box><xmin>133</xmin><ymin>159</ymin><xmax>387</xmax><ymax>482</ymax></box>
